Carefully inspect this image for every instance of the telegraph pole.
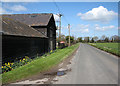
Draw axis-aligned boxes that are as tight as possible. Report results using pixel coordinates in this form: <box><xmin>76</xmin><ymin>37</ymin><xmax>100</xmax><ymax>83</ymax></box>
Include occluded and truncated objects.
<box><xmin>58</xmin><ymin>14</ymin><xmax>62</xmax><ymax>41</ymax></box>
<box><xmin>68</xmin><ymin>24</ymin><xmax>70</xmax><ymax>47</ymax></box>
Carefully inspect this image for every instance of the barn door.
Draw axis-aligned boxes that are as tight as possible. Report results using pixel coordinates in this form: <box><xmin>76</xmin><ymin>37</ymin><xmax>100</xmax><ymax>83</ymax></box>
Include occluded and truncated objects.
<box><xmin>50</xmin><ymin>40</ymin><xmax>53</xmax><ymax>50</ymax></box>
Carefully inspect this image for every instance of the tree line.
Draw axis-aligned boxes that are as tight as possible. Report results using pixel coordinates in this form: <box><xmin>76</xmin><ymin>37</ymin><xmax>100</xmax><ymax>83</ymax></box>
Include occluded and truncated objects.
<box><xmin>56</xmin><ymin>34</ymin><xmax>120</xmax><ymax>45</ymax></box>
<box><xmin>77</xmin><ymin>35</ymin><xmax>120</xmax><ymax>43</ymax></box>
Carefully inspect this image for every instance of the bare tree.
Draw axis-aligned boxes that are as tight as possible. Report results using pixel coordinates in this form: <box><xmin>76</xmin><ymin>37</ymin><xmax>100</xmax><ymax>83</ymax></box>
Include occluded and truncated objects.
<box><xmin>101</xmin><ymin>35</ymin><xmax>106</xmax><ymax>41</ymax></box>
<box><xmin>77</xmin><ymin>37</ymin><xmax>82</xmax><ymax>42</ymax></box>
<box><xmin>104</xmin><ymin>37</ymin><xmax>109</xmax><ymax>42</ymax></box>
<box><xmin>91</xmin><ymin>38</ymin><xmax>94</xmax><ymax>43</ymax></box>
<box><xmin>84</xmin><ymin>37</ymin><xmax>90</xmax><ymax>43</ymax></box>
<box><xmin>93</xmin><ymin>36</ymin><xmax>98</xmax><ymax>42</ymax></box>
<box><xmin>61</xmin><ymin>34</ymin><xmax>66</xmax><ymax>42</ymax></box>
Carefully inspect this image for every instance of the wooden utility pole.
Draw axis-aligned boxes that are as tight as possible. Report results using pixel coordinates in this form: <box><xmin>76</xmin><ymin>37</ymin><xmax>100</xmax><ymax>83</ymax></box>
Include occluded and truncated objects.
<box><xmin>68</xmin><ymin>24</ymin><xmax>70</xmax><ymax>47</ymax></box>
<box><xmin>58</xmin><ymin>14</ymin><xmax>62</xmax><ymax>41</ymax></box>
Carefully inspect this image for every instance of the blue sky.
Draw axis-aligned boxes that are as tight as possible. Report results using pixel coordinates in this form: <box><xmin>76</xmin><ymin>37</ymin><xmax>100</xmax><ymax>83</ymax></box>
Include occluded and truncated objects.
<box><xmin>1</xmin><ymin>2</ymin><xmax>119</xmax><ymax>38</ymax></box>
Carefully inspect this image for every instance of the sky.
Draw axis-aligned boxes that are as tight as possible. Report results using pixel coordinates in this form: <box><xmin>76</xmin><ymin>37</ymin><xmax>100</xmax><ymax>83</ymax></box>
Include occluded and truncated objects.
<box><xmin>1</xmin><ymin>2</ymin><xmax>119</xmax><ymax>39</ymax></box>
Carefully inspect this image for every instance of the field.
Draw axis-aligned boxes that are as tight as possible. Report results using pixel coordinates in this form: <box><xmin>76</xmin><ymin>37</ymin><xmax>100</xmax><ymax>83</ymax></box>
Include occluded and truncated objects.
<box><xmin>2</xmin><ymin>43</ymin><xmax>79</xmax><ymax>84</ymax></box>
<box><xmin>89</xmin><ymin>43</ymin><xmax>120</xmax><ymax>56</ymax></box>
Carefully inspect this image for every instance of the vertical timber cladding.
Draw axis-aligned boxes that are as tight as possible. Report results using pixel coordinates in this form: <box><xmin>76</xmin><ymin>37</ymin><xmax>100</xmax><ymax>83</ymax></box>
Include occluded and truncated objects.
<box><xmin>2</xmin><ymin>16</ymin><xmax>48</xmax><ymax>63</ymax></box>
<box><xmin>32</xmin><ymin>15</ymin><xmax>56</xmax><ymax>51</ymax></box>
<box><xmin>31</xmin><ymin>26</ymin><xmax>49</xmax><ymax>52</ymax></box>
<box><xmin>2</xmin><ymin>35</ymin><xmax>48</xmax><ymax>63</ymax></box>
<box><xmin>47</xmin><ymin>15</ymin><xmax>56</xmax><ymax>51</ymax></box>
<box><xmin>3</xmin><ymin>13</ymin><xmax>57</xmax><ymax>52</ymax></box>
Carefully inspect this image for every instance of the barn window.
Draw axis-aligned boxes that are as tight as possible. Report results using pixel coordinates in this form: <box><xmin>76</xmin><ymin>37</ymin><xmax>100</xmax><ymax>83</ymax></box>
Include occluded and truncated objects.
<box><xmin>30</xmin><ymin>15</ymin><xmax>37</xmax><ymax>17</ymax></box>
<box><xmin>50</xmin><ymin>30</ymin><xmax>53</xmax><ymax>38</ymax></box>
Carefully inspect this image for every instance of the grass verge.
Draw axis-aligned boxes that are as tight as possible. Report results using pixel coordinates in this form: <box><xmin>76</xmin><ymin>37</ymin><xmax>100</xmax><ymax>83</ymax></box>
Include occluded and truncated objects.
<box><xmin>89</xmin><ymin>43</ymin><xmax>120</xmax><ymax>56</ymax></box>
<box><xmin>2</xmin><ymin>43</ymin><xmax>79</xmax><ymax>84</ymax></box>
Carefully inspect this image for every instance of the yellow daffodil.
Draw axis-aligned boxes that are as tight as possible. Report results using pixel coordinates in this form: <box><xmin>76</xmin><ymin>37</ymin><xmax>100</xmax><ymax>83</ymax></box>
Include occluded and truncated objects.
<box><xmin>2</xmin><ymin>66</ymin><xmax>3</xmax><ymax>68</ymax></box>
<box><xmin>23</xmin><ymin>58</ymin><xmax>25</xmax><ymax>61</ymax></box>
<box><xmin>25</xmin><ymin>56</ymin><xmax>29</xmax><ymax>58</ymax></box>
<box><xmin>8</xmin><ymin>62</ymin><xmax>10</xmax><ymax>66</ymax></box>
<box><xmin>11</xmin><ymin>63</ymin><xmax>14</xmax><ymax>65</ymax></box>
<box><xmin>50</xmin><ymin>50</ymin><xmax>53</xmax><ymax>53</ymax></box>
<box><xmin>5</xmin><ymin>63</ymin><xmax>7</xmax><ymax>66</ymax></box>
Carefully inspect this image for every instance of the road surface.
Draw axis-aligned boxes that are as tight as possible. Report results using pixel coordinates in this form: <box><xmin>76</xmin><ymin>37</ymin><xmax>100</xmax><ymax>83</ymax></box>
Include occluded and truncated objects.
<box><xmin>53</xmin><ymin>43</ymin><xmax>118</xmax><ymax>84</ymax></box>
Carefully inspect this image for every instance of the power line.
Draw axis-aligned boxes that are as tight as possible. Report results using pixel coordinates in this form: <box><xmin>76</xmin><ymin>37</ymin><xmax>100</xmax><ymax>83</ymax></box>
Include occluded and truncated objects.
<box><xmin>63</xmin><ymin>15</ymin><xmax>69</xmax><ymax>24</ymax></box>
<box><xmin>53</xmin><ymin>0</ymin><xmax>72</xmax><ymax>43</ymax></box>
<box><xmin>52</xmin><ymin>0</ymin><xmax>69</xmax><ymax>24</ymax></box>
<box><xmin>53</xmin><ymin>0</ymin><xmax>61</xmax><ymax>14</ymax></box>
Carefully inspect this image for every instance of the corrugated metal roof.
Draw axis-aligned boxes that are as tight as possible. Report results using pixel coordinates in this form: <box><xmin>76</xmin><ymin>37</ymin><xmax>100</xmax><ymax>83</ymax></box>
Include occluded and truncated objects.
<box><xmin>3</xmin><ymin>13</ymin><xmax>53</xmax><ymax>26</ymax></box>
<box><xmin>2</xmin><ymin>17</ymin><xmax>47</xmax><ymax>38</ymax></box>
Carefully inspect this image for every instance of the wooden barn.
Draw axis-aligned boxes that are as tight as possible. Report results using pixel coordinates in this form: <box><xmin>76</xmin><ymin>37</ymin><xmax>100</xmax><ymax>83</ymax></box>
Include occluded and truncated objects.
<box><xmin>2</xmin><ymin>13</ymin><xmax>57</xmax><ymax>63</ymax></box>
<box><xmin>3</xmin><ymin>13</ymin><xmax>56</xmax><ymax>51</ymax></box>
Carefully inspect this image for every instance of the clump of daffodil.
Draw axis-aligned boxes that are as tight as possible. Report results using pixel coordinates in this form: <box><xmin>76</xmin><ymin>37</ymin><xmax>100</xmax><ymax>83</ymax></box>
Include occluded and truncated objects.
<box><xmin>11</xmin><ymin>63</ymin><xmax>14</xmax><ymax>65</ymax></box>
<box><xmin>5</xmin><ymin>63</ymin><xmax>7</xmax><ymax>66</ymax></box>
<box><xmin>8</xmin><ymin>62</ymin><xmax>10</xmax><ymax>66</ymax></box>
<box><xmin>25</xmin><ymin>56</ymin><xmax>29</xmax><ymax>59</ymax></box>
<box><xmin>23</xmin><ymin>58</ymin><xmax>25</xmax><ymax>61</ymax></box>
<box><xmin>2</xmin><ymin>56</ymin><xmax>32</xmax><ymax>73</ymax></box>
<box><xmin>50</xmin><ymin>50</ymin><xmax>53</xmax><ymax>54</ymax></box>
<box><xmin>50</xmin><ymin>50</ymin><xmax>53</xmax><ymax>53</ymax></box>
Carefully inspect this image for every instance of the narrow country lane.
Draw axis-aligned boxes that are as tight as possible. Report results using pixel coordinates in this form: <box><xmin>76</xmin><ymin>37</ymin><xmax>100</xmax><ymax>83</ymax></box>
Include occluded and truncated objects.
<box><xmin>53</xmin><ymin>43</ymin><xmax>118</xmax><ymax>84</ymax></box>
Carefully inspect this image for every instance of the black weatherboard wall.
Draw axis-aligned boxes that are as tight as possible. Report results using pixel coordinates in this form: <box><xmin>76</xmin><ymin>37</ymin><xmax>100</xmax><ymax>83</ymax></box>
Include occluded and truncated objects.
<box><xmin>2</xmin><ymin>35</ymin><xmax>48</xmax><ymax>63</ymax></box>
<box><xmin>3</xmin><ymin>13</ymin><xmax>57</xmax><ymax>51</ymax></box>
<box><xmin>2</xmin><ymin>17</ymin><xmax>48</xmax><ymax>63</ymax></box>
<box><xmin>32</xmin><ymin>15</ymin><xmax>56</xmax><ymax>51</ymax></box>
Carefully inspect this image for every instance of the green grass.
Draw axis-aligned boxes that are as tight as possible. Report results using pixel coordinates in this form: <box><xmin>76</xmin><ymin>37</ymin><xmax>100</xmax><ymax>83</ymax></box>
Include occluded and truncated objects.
<box><xmin>2</xmin><ymin>43</ymin><xmax>79</xmax><ymax>84</ymax></box>
<box><xmin>89</xmin><ymin>43</ymin><xmax>120</xmax><ymax>56</ymax></box>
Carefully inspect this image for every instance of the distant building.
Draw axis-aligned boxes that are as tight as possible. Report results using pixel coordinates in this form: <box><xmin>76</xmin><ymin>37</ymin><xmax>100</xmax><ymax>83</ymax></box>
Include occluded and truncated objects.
<box><xmin>2</xmin><ymin>13</ymin><xmax>56</xmax><ymax>63</ymax></box>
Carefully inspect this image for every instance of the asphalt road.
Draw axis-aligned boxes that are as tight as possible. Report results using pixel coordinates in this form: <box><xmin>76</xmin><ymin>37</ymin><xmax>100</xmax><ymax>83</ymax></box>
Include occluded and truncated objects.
<box><xmin>53</xmin><ymin>43</ymin><xmax>118</xmax><ymax>84</ymax></box>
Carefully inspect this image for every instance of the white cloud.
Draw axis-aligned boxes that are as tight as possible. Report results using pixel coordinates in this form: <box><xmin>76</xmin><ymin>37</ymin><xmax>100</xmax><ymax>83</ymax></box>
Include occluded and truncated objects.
<box><xmin>80</xmin><ymin>29</ymin><xmax>89</xmax><ymax>33</ymax></box>
<box><xmin>118</xmin><ymin>27</ymin><xmax>120</xmax><ymax>29</ymax></box>
<box><xmin>1</xmin><ymin>0</ymin><xmax>119</xmax><ymax>2</ymax></box>
<box><xmin>72</xmin><ymin>24</ymin><xmax>89</xmax><ymax>33</ymax></box>
<box><xmin>0</xmin><ymin>5</ymin><xmax>27</xmax><ymax>14</ymax></box>
<box><xmin>95</xmin><ymin>24</ymin><xmax>115</xmax><ymax>31</ymax></box>
<box><xmin>77</xmin><ymin>6</ymin><xmax>117</xmax><ymax>23</ymax></box>
<box><xmin>77</xmin><ymin>24</ymin><xmax>89</xmax><ymax>28</ymax></box>
<box><xmin>53</xmin><ymin>14</ymin><xmax>59</xmax><ymax>21</ymax></box>
<box><xmin>1</xmin><ymin>0</ymin><xmax>40</xmax><ymax>2</ymax></box>
<box><xmin>10</xmin><ymin>5</ymin><xmax>27</xmax><ymax>11</ymax></box>
<box><xmin>0</xmin><ymin>7</ymin><xmax>8</xmax><ymax>14</ymax></box>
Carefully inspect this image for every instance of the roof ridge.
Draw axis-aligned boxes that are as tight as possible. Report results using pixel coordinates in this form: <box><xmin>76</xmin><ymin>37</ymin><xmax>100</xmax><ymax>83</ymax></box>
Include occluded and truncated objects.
<box><xmin>3</xmin><ymin>13</ymin><xmax>54</xmax><ymax>26</ymax></box>
<box><xmin>3</xmin><ymin>13</ymin><xmax>53</xmax><ymax>15</ymax></box>
<box><xmin>2</xmin><ymin>17</ymin><xmax>47</xmax><ymax>38</ymax></box>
